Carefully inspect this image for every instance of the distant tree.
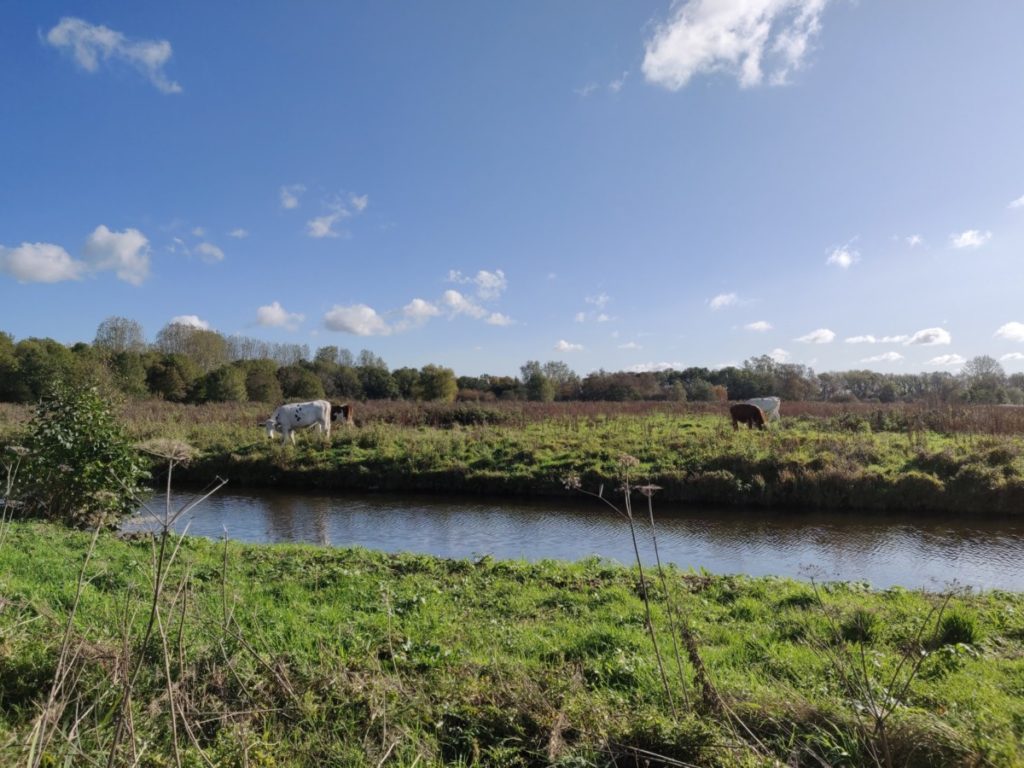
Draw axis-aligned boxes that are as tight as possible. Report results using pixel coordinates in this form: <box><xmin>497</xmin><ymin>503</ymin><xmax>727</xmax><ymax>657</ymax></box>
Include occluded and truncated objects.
<box><xmin>240</xmin><ymin>359</ymin><xmax>283</xmax><ymax>402</ymax></box>
<box><xmin>357</xmin><ymin>349</ymin><xmax>388</xmax><ymax>369</ymax></box>
<box><xmin>7</xmin><ymin>338</ymin><xmax>76</xmax><ymax>402</ymax></box>
<box><xmin>154</xmin><ymin>323</ymin><xmax>229</xmax><ymax>373</ymax></box>
<box><xmin>962</xmin><ymin>355</ymin><xmax>1007</xmax><ymax>403</ymax></box>
<box><xmin>108</xmin><ymin>352</ymin><xmax>150</xmax><ymax>397</ymax></box>
<box><xmin>416</xmin><ymin>364</ymin><xmax>458</xmax><ymax>402</ymax></box>
<box><xmin>94</xmin><ymin>316</ymin><xmax>146</xmax><ymax>354</ymax></box>
<box><xmin>202</xmin><ymin>365</ymin><xmax>248</xmax><ymax>402</ymax></box>
<box><xmin>277</xmin><ymin>365</ymin><xmax>325</xmax><ymax>400</ymax></box>
<box><xmin>668</xmin><ymin>381</ymin><xmax>687</xmax><ymax>402</ymax></box>
<box><xmin>393</xmin><ymin>367</ymin><xmax>420</xmax><ymax>400</ymax></box>
<box><xmin>687</xmin><ymin>378</ymin><xmax>716</xmax><ymax>402</ymax></box>
<box><xmin>521</xmin><ymin>361</ymin><xmax>554</xmax><ymax>402</ymax></box>
<box><xmin>542</xmin><ymin>361</ymin><xmax>580</xmax><ymax>399</ymax></box>
<box><xmin>146</xmin><ymin>354</ymin><xmax>200</xmax><ymax>402</ymax></box>
<box><xmin>314</xmin><ymin>345</ymin><xmax>340</xmax><ymax>367</ymax></box>
<box><xmin>333</xmin><ymin>366</ymin><xmax>363</xmax><ymax>399</ymax></box>
<box><xmin>360</xmin><ymin>366</ymin><xmax>398</xmax><ymax>399</ymax></box>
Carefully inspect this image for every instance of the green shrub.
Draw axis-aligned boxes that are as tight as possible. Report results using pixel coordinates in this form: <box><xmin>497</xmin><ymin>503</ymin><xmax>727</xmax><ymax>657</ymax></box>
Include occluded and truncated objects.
<box><xmin>841</xmin><ymin>607</ymin><xmax>880</xmax><ymax>644</ymax></box>
<box><xmin>14</xmin><ymin>383</ymin><xmax>148</xmax><ymax>526</ymax></box>
<box><xmin>937</xmin><ymin>608</ymin><xmax>979</xmax><ymax>646</ymax></box>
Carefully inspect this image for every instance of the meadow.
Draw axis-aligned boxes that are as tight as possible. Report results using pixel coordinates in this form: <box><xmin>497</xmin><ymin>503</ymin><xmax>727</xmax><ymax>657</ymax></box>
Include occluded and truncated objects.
<box><xmin>4</xmin><ymin>399</ymin><xmax>1020</xmax><ymax>515</ymax></box>
<box><xmin>1</xmin><ymin>520</ymin><xmax>1022</xmax><ymax>767</ymax></box>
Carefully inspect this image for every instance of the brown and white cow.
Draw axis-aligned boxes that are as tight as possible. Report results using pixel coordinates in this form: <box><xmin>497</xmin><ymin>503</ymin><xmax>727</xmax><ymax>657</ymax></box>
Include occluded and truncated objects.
<box><xmin>730</xmin><ymin>403</ymin><xmax>767</xmax><ymax>431</ymax></box>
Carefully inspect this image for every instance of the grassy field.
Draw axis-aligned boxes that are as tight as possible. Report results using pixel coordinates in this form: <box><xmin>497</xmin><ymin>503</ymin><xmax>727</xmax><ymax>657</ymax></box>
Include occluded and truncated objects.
<box><xmin>1</xmin><ymin>520</ymin><xmax>1022</xmax><ymax>767</ymax></box>
<box><xmin>4</xmin><ymin>399</ymin><xmax>1024</xmax><ymax>514</ymax></box>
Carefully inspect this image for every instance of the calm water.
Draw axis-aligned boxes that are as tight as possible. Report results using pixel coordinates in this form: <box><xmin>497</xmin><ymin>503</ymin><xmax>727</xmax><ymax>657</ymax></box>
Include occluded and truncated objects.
<box><xmin>124</xmin><ymin>489</ymin><xmax>1024</xmax><ymax>590</ymax></box>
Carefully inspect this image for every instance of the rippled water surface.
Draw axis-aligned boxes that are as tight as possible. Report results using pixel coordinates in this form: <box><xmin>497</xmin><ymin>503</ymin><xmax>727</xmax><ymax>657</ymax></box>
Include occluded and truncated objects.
<box><xmin>124</xmin><ymin>489</ymin><xmax>1024</xmax><ymax>590</ymax></box>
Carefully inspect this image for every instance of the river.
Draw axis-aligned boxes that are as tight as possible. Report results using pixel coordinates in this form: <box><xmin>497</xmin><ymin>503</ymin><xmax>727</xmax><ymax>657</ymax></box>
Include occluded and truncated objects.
<box><xmin>123</xmin><ymin>488</ymin><xmax>1024</xmax><ymax>590</ymax></box>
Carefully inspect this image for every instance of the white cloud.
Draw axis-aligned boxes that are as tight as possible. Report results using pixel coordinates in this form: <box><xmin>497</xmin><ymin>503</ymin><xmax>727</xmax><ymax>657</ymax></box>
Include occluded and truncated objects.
<box><xmin>280</xmin><ymin>184</ymin><xmax>305</xmax><ymax>210</ymax></box>
<box><xmin>195</xmin><ymin>242</ymin><xmax>224</xmax><ymax>263</ymax></box>
<box><xmin>1000</xmin><ymin>352</ymin><xmax>1024</xmax><ymax>362</ymax></box>
<box><xmin>0</xmin><ymin>242</ymin><xmax>85</xmax><ymax>283</ymax></box>
<box><xmin>256</xmin><ymin>301</ymin><xmax>304</xmax><ymax>331</ymax></box>
<box><xmin>905</xmin><ymin>327</ymin><xmax>951</xmax><ymax>346</ymax></box>
<box><xmin>83</xmin><ymin>225</ymin><xmax>150</xmax><ymax>285</ymax></box>
<box><xmin>619</xmin><ymin>341</ymin><xmax>642</xmax><ymax>350</ymax></box>
<box><xmin>928</xmin><ymin>354</ymin><xmax>965</xmax><ymax>367</ymax></box>
<box><xmin>403</xmin><ymin>298</ymin><xmax>441</xmax><ymax>323</ymax></box>
<box><xmin>170</xmin><ymin>315</ymin><xmax>209</xmax><ymax>330</ymax></box>
<box><xmin>861</xmin><ymin>351</ymin><xmax>904</xmax><ymax>363</ymax></box>
<box><xmin>609</xmin><ymin>71</ymin><xmax>628</xmax><ymax>92</ymax></box>
<box><xmin>795</xmin><ymin>328</ymin><xmax>835</xmax><ymax>344</ymax></box>
<box><xmin>768</xmin><ymin>348</ymin><xmax>790</xmax><ymax>362</ymax></box>
<box><xmin>574</xmin><ymin>312</ymin><xmax>586</xmax><ymax>323</ymax></box>
<box><xmin>709</xmin><ymin>292</ymin><xmax>738</xmax><ymax>310</ymax></box>
<box><xmin>745</xmin><ymin>320</ymin><xmax>773</xmax><ymax>332</ymax></box>
<box><xmin>350</xmin><ymin>194</ymin><xmax>369</xmax><ymax>212</ymax></box>
<box><xmin>555</xmin><ymin>340</ymin><xmax>583</xmax><ymax>352</ymax></box>
<box><xmin>996</xmin><ymin>322</ymin><xmax>1024</xmax><ymax>342</ymax></box>
<box><xmin>950</xmin><ymin>229</ymin><xmax>992</xmax><ymax>249</ymax></box>
<box><xmin>845</xmin><ymin>334</ymin><xmax>910</xmax><ymax>344</ymax></box>
<box><xmin>307</xmin><ymin>208</ymin><xmax>349</xmax><ymax>239</ymax></box>
<box><xmin>441</xmin><ymin>289</ymin><xmax>487</xmax><ymax>319</ymax></box>
<box><xmin>826</xmin><ymin>245</ymin><xmax>858</xmax><ymax>269</ymax></box>
<box><xmin>46</xmin><ymin>17</ymin><xmax>182</xmax><ymax>93</ymax></box>
<box><xmin>642</xmin><ymin>0</ymin><xmax>830</xmax><ymax>90</ymax></box>
<box><xmin>627</xmin><ymin>361</ymin><xmax>686</xmax><ymax>373</ymax></box>
<box><xmin>323</xmin><ymin>304</ymin><xmax>391</xmax><ymax>336</ymax></box>
<box><xmin>447</xmin><ymin>269</ymin><xmax>508</xmax><ymax>299</ymax></box>
<box><xmin>575</xmin><ymin>82</ymin><xmax>599</xmax><ymax>97</ymax></box>
<box><xmin>906</xmin><ymin>234</ymin><xmax>923</xmax><ymax>247</ymax></box>
<box><xmin>474</xmin><ymin>269</ymin><xmax>507</xmax><ymax>299</ymax></box>
<box><xmin>585</xmin><ymin>292</ymin><xmax>611</xmax><ymax>309</ymax></box>
<box><xmin>1008</xmin><ymin>195</ymin><xmax>1024</xmax><ymax>209</ymax></box>
<box><xmin>228</xmin><ymin>228</ymin><xmax>249</xmax><ymax>239</ymax></box>
<box><xmin>485</xmin><ymin>312</ymin><xmax>513</xmax><ymax>326</ymax></box>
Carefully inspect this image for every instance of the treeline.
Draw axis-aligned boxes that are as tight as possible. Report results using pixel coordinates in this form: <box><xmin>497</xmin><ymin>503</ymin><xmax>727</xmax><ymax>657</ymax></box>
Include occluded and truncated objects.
<box><xmin>1</xmin><ymin>316</ymin><xmax>1022</xmax><ymax>405</ymax></box>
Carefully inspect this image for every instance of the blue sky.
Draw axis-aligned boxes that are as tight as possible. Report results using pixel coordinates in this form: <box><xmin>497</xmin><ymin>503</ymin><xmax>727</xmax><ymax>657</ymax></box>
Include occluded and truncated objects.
<box><xmin>3</xmin><ymin>1</ymin><xmax>1024</xmax><ymax>376</ymax></box>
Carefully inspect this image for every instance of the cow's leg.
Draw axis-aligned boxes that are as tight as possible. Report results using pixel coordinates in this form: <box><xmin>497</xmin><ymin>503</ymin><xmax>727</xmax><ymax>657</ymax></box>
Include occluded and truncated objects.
<box><xmin>732</xmin><ymin>417</ymin><xmax>739</xmax><ymax>431</ymax></box>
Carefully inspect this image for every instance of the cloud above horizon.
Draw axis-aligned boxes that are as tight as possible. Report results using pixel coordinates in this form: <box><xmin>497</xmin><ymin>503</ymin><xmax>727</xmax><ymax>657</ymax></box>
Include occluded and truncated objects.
<box><xmin>795</xmin><ymin>328</ymin><xmax>835</xmax><ymax>344</ymax></box>
<box><xmin>709</xmin><ymin>292</ymin><xmax>738</xmax><ymax>310</ymax></box>
<box><xmin>256</xmin><ymin>301</ymin><xmax>304</xmax><ymax>330</ymax></box>
<box><xmin>643</xmin><ymin>0</ymin><xmax>831</xmax><ymax>90</ymax></box>
<box><xmin>950</xmin><ymin>229</ymin><xmax>992</xmax><ymax>249</ymax></box>
<box><xmin>169</xmin><ymin>314</ymin><xmax>210</xmax><ymax>330</ymax></box>
<box><xmin>323</xmin><ymin>304</ymin><xmax>391</xmax><ymax>336</ymax></box>
<box><xmin>996</xmin><ymin>322</ymin><xmax>1024</xmax><ymax>342</ymax></box>
<box><xmin>46</xmin><ymin>17</ymin><xmax>182</xmax><ymax>93</ymax></box>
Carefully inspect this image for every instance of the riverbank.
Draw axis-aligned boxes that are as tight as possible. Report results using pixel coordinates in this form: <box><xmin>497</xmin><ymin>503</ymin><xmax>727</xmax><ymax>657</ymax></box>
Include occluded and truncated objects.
<box><xmin>1</xmin><ymin>521</ymin><xmax>1022</xmax><ymax>766</ymax></box>
<box><xmin>4</xmin><ymin>400</ymin><xmax>1024</xmax><ymax>514</ymax></box>
<box><xmin>158</xmin><ymin>403</ymin><xmax>1024</xmax><ymax>514</ymax></box>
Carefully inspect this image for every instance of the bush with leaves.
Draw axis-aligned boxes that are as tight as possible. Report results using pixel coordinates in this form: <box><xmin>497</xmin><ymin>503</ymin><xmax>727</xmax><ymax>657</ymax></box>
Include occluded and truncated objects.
<box><xmin>15</xmin><ymin>384</ymin><xmax>148</xmax><ymax>526</ymax></box>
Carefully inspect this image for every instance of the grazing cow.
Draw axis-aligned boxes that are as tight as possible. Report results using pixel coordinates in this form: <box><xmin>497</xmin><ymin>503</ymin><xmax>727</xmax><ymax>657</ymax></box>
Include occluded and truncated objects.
<box><xmin>264</xmin><ymin>399</ymin><xmax>332</xmax><ymax>445</ymax></box>
<box><xmin>331</xmin><ymin>402</ymin><xmax>354</xmax><ymax>425</ymax></box>
<box><xmin>746</xmin><ymin>396</ymin><xmax>781</xmax><ymax>422</ymax></box>
<box><xmin>730</xmin><ymin>403</ymin><xmax>767</xmax><ymax>431</ymax></box>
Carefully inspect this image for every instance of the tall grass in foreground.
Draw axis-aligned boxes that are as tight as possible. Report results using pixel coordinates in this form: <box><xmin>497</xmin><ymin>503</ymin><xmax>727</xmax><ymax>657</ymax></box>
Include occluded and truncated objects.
<box><xmin>568</xmin><ymin>455</ymin><xmax>981</xmax><ymax>768</ymax></box>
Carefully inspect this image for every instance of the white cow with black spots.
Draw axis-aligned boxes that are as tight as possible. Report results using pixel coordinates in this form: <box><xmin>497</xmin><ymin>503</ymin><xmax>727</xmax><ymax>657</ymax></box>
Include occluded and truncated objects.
<box><xmin>264</xmin><ymin>400</ymin><xmax>333</xmax><ymax>445</ymax></box>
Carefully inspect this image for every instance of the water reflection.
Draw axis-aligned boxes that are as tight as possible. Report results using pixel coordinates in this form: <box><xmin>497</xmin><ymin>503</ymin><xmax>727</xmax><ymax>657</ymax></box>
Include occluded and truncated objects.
<box><xmin>123</xmin><ymin>489</ymin><xmax>1024</xmax><ymax>590</ymax></box>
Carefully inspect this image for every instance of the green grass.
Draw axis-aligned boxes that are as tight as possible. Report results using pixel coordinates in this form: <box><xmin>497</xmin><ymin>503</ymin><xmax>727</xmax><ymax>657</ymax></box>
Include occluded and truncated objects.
<box><xmin>4</xmin><ymin>400</ymin><xmax>1024</xmax><ymax>513</ymax></box>
<box><xmin>138</xmin><ymin>405</ymin><xmax>1024</xmax><ymax>514</ymax></box>
<box><xmin>1</xmin><ymin>522</ymin><xmax>1023</xmax><ymax>766</ymax></box>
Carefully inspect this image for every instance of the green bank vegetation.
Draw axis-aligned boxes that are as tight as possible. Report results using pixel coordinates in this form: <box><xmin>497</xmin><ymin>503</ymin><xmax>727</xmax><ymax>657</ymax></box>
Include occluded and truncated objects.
<box><xmin>7</xmin><ymin>398</ymin><xmax>1021</xmax><ymax>515</ymax></box>
<box><xmin>1</xmin><ymin>520</ymin><xmax>1022</xmax><ymax>767</ymax></box>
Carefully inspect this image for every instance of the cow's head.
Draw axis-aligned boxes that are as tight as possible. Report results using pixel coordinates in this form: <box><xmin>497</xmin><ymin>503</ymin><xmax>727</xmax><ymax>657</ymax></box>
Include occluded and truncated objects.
<box><xmin>264</xmin><ymin>419</ymin><xmax>280</xmax><ymax>439</ymax></box>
